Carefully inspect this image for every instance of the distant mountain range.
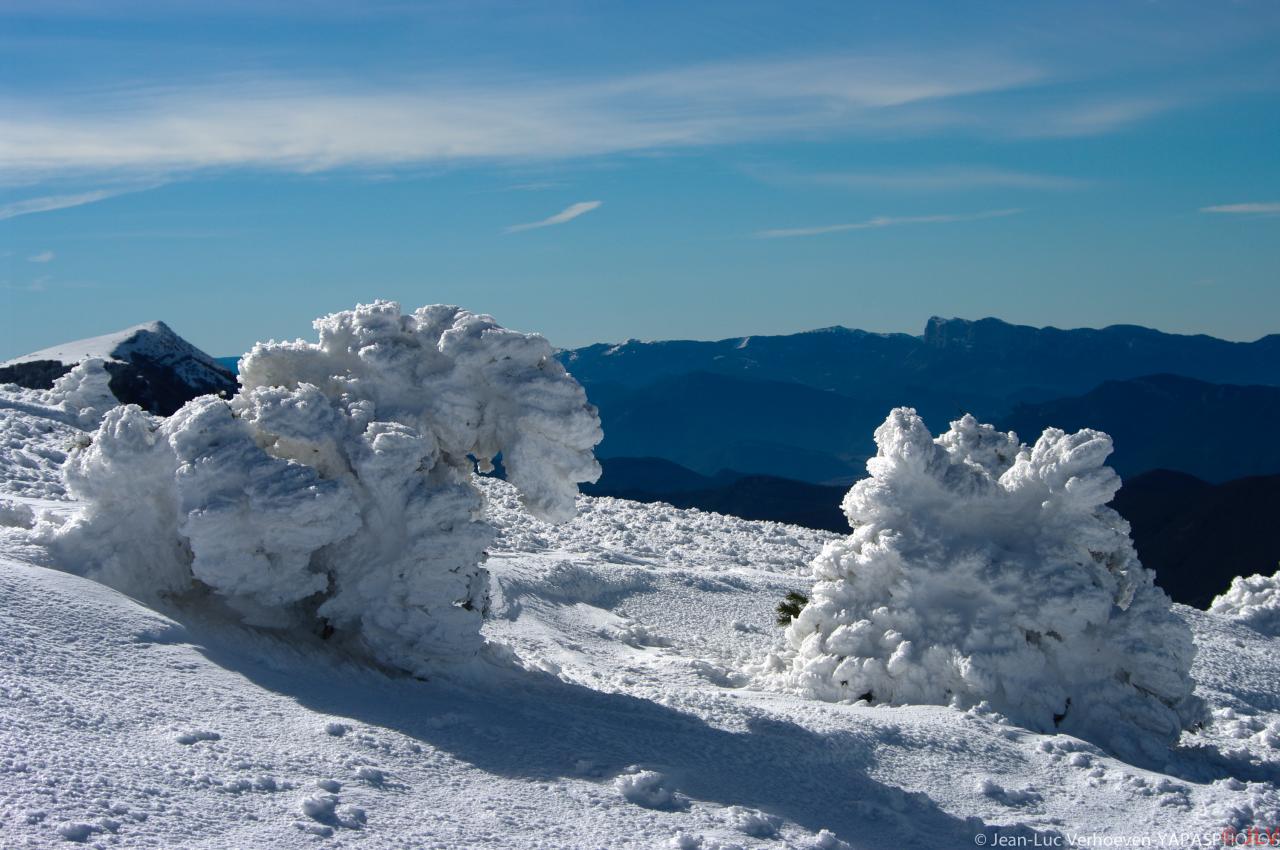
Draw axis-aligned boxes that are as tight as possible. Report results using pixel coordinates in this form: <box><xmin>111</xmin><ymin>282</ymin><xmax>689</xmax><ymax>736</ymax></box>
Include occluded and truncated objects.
<box><xmin>1001</xmin><ymin>374</ymin><xmax>1280</xmax><ymax>482</ymax></box>
<box><xmin>8</xmin><ymin>314</ymin><xmax>1278</xmax><ymax>485</ymax></box>
<box><xmin>563</xmin><ymin>316</ymin><xmax>1280</xmax><ymax>401</ymax></box>
<box><xmin>586</xmin><ymin>372</ymin><xmax>891</xmax><ymax>482</ymax></box>
<box><xmin>1111</xmin><ymin>470</ymin><xmax>1280</xmax><ymax>608</ymax></box>
<box><xmin>561</xmin><ymin>317</ymin><xmax>1280</xmax><ymax>485</ymax></box>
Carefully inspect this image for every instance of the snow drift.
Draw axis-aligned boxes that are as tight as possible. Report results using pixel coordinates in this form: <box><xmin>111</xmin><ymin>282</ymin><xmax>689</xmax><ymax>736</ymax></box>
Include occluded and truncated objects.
<box><xmin>1210</xmin><ymin>572</ymin><xmax>1280</xmax><ymax>636</ymax></box>
<box><xmin>47</xmin><ymin>301</ymin><xmax>602</xmax><ymax>674</ymax></box>
<box><xmin>760</xmin><ymin>408</ymin><xmax>1204</xmax><ymax>762</ymax></box>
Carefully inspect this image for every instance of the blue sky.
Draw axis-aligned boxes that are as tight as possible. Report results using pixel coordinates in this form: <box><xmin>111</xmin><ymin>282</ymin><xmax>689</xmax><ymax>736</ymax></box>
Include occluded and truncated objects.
<box><xmin>2</xmin><ymin>0</ymin><xmax>1279</xmax><ymax>358</ymax></box>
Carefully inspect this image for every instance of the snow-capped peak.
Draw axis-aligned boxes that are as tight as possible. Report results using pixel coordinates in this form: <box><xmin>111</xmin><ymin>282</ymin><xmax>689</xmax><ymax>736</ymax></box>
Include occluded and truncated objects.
<box><xmin>1</xmin><ymin>320</ymin><xmax>236</xmax><ymax>415</ymax></box>
<box><xmin>4</xmin><ymin>320</ymin><xmax>218</xmax><ymax>372</ymax></box>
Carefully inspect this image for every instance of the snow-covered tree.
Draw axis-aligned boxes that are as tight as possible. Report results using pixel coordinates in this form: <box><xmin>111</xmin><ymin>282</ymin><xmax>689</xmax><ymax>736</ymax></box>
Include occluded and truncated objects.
<box><xmin>51</xmin><ymin>301</ymin><xmax>602</xmax><ymax>675</ymax></box>
<box><xmin>759</xmin><ymin>408</ymin><xmax>1204</xmax><ymax>762</ymax></box>
<box><xmin>48</xmin><ymin>358</ymin><xmax>117</xmax><ymax>427</ymax></box>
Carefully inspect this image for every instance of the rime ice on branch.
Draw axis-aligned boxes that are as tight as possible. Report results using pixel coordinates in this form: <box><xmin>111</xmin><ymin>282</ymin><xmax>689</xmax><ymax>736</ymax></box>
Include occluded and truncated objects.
<box><xmin>760</xmin><ymin>408</ymin><xmax>1204</xmax><ymax>762</ymax></box>
<box><xmin>52</xmin><ymin>302</ymin><xmax>602</xmax><ymax>674</ymax></box>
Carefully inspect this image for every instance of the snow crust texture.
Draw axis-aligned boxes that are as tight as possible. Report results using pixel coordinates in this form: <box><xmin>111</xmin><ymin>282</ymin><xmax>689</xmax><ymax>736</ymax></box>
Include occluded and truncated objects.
<box><xmin>763</xmin><ymin>408</ymin><xmax>1205</xmax><ymax>762</ymax></box>
<box><xmin>1210</xmin><ymin>572</ymin><xmax>1280</xmax><ymax>636</ymax></box>
<box><xmin>47</xmin><ymin>301</ymin><xmax>601</xmax><ymax>674</ymax></box>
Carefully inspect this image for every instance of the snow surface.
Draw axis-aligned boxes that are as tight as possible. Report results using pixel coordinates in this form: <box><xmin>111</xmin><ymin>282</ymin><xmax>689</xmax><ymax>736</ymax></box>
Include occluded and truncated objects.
<box><xmin>5</xmin><ymin>356</ymin><xmax>1280</xmax><ymax>847</ymax></box>
<box><xmin>762</xmin><ymin>410</ymin><xmax>1202</xmax><ymax>765</ymax></box>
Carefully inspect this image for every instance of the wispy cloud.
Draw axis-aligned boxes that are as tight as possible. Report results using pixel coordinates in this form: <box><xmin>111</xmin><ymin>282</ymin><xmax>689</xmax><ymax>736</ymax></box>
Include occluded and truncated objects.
<box><xmin>0</xmin><ymin>52</ymin><xmax>1167</xmax><ymax>179</ymax></box>
<box><xmin>27</xmin><ymin>250</ymin><xmax>55</xmax><ymax>263</ymax></box>
<box><xmin>757</xmin><ymin>208</ymin><xmax>1023</xmax><ymax>239</ymax></box>
<box><xmin>763</xmin><ymin>166</ymin><xmax>1087</xmax><ymax>192</ymax></box>
<box><xmin>502</xmin><ymin>182</ymin><xmax>566</xmax><ymax>192</ymax></box>
<box><xmin>0</xmin><ymin>277</ymin><xmax>49</xmax><ymax>293</ymax></box>
<box><xmin>505</xmin><ymin>200</ymin><xmax>602</xmax><ymax>233</ymax></box>
<box><xmin>1200</xmin><ymin>202</ymin><xmax>1280</xmax><ymax>215</ymax></box>
<box><xmin>1014</xmin><ymin>96</ymin><xmax>1182</xmax><ymax>139</ymax></box>
<box><xmin>0</xmin><ymin>189</ymin><xmax>118</xmax><ymax>221</ymax></box>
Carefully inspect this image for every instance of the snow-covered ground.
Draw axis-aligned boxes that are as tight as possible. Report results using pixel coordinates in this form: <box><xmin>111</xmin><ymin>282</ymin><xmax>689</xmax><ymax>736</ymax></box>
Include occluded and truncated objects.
<box><xmin>4</xmin><ymin>383</ymin><xmax>1280</xmax><ymax>848</ymax></box>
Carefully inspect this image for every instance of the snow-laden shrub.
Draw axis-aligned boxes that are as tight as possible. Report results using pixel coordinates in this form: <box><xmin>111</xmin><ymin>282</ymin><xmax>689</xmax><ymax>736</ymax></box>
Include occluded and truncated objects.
<box><xmin>0</xmin><ymin>498</ymin><xmax>35</xmax><ymax>529</ymax></box>
<box><xmin>759</xmin><ymin>408</ymin><xmax>1204</xmax><ymax>762</ymax></box>
<box><xmin>1210</xmin><ymin>572</ymin><xmax>1280</xmax><ymax>636</ymax></box>
<box><xmin>614</xmin><ymin>769</ymin><xmax>682</xmax><ymax>810</ymax></box>
<box><xmin>50</xmin><ymin>301</ymin><xmax>601</xmax><ymax>674</ymax></box>
<box><xmin>48</xmin><ymin>358</ymin><xmax>117</xmax><ymax>427</ymax></box>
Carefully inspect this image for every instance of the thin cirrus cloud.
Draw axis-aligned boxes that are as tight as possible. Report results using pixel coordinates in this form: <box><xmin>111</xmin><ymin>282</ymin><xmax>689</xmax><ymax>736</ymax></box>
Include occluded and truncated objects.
<box><xmin>1013</xmin><ymin>95</ymin><xmax>1182</xmax><ymax>139</ymax></box>
<box><xmin>504</xmin><ymin>200</ymin><xmax>602</xmax><ymax>233</ymax></box>
<box><xmin>0</xmin><ymin>185</ymin><xmax>160</xmax><ymax>222</ymax></box>
<box><xmin>0</xmin><ymin>52</ymin><xmax>1189</xmax><ymax>179</ymax></box>
<box><xmin>765</xmin><ymin>166</ymin><xmax>1087</xmax><ymax>192</ymax></box>
<box><xmin>0</xmin><ymin>189</ymin><xmax>118</xmax><ymax>221</ymax></box>
<box><xmin>1200</xmin><ymin>202</ymin><xmax>1280</xmax><ymax>214</ymax></box>
<box><xmin>757</xmin><ymin>208</ymin><xmax>1023</xmax><ymax>239</ymax></box>
<box><xmin>853</xmin><ymin>169</ymin><xmax>1084</xmax><ymax>191</ymax></box>
<box><xmin>27</xmin><ymin>250</ymin><xmax>55</xmax><ymax>263</ymax></box>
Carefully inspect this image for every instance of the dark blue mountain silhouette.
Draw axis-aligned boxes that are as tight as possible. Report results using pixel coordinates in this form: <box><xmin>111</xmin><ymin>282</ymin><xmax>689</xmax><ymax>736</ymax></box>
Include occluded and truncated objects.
<box><xmin>1001</xmin><ymin>374</ymin><xmax>1280</xmax><ymax>482</ymax></box>
<box><xmin>562</xmin><ymin>317</ymin><xmax>1280</xmax><ymax>484</ymax></box>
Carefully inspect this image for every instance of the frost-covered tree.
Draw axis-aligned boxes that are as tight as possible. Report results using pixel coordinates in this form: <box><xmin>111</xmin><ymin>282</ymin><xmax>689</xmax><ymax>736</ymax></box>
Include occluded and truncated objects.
<box><xmin>50</xmin><ymin>302</ymin><xmax>602</xmax><ymax>675</ymax></box>
<box><xmin>1210</xmin><ymin>570</ymin><xmax>1280</xmax><ymax>636</ymax></box>
<box><xmin>48</xmin><ymin>358</ymin><xmax>117</xmax><ymax>427</ymax></box>
<box><xmin>758</xmin><ymin>408</ymin><xmax>1204</xmax><ymax>762</ymax></box>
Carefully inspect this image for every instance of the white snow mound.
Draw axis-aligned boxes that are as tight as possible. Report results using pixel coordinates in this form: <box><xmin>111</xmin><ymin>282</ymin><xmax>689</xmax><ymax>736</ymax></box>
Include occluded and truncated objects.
<box><xmin>1210</xmin><ymin>571</ymin><xmax>1280</xmax><ymax>636</ymax></box>
<box><xmin>46</xmin><ymin>301</ymin><xmax>602</xmax><ymax>674</ymax></box>
<box><xmin>760</xmin><ymin>408</ymin><xmax>1204</xmax><ymax>762</ymax></box>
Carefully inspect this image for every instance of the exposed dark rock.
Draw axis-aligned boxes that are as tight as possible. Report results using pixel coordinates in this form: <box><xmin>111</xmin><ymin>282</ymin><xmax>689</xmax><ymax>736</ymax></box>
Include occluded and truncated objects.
<box><xmin>0</xmin><ymin>360</ymin><xmax>72</xmax><ymax>391</ymax></box>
